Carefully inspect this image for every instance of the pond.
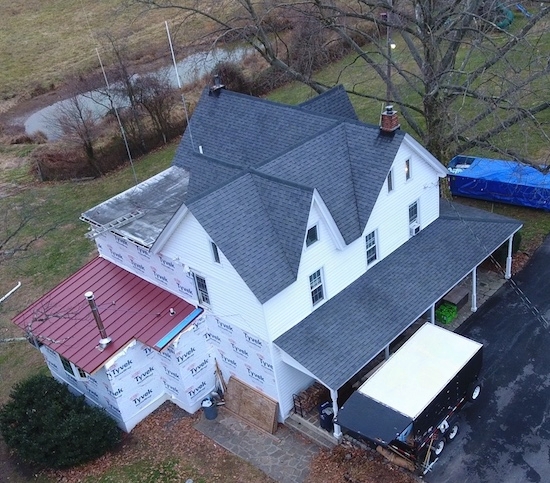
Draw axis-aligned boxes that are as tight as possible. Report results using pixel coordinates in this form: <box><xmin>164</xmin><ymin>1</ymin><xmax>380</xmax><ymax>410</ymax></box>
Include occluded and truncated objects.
<box><xmin>25</xmin><ymin>46</ymin><xmax>252</xmax><ymax>140</ymax></box>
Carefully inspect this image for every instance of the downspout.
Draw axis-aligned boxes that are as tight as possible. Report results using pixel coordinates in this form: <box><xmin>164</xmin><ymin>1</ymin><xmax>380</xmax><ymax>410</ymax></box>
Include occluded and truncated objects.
<box><xmin>471</xmin><ymin>268</ymin><xmax>478</xmax><ymax>312</ymax></box>
<box><xmin>505</xmin><ymin>235</ymin><xmax>513</xmax><ymax>279</ymax></box>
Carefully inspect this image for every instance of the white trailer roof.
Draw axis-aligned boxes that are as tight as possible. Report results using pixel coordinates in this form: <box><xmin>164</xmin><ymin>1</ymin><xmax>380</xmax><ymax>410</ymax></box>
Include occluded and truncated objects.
<box><xmin>358</xmin><ymin>323</ymin><xmax>482</xmax><ymax>419</ymax></box>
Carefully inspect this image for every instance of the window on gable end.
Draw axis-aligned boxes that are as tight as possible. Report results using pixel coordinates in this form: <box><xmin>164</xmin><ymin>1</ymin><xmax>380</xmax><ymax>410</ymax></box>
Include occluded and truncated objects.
<box><xmin>211</xmin><ymin>241</ymin><xmax>221</xmax><ymax>264</ymax></box>
<box><xmin>306</xmin><ymin>225</ymin><xmax>318</xmax><ymax>247</ymax></box>
<box><xmin>309</xmin><ymin>269</ymin><xmax>325</xmax><ymax>306</ymax></box>
<box><xmin>365</xmin><ymin>230</ymin><xmax>377</xmax><ymax>265</ymax></box>
<box><xmin>387</xmin><ymin>170</ymin><xmax>394</xmax><ymax>193</ymax></box>
<box><xmin>405</xmin><ymin>159</ymin><xmax>411</xmax><ymax>180</ymax></box>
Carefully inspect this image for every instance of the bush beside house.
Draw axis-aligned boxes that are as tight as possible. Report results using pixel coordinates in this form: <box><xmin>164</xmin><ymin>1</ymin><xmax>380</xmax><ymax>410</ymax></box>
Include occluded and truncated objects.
<box><xmin>0</xmin><ymin>374</ymin><xmax>121</xmax><ymax>469</ymax></box>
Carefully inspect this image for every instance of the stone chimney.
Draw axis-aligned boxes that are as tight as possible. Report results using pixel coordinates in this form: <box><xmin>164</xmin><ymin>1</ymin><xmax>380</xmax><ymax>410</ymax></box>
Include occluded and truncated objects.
<box><xmin>380</xmin><ymin>105</ymin><xmax>400</xmax><ymax>133</ymax></box>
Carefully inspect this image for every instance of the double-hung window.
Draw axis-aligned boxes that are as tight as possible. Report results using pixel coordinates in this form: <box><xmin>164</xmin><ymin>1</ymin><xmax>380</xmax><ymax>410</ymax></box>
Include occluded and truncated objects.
<box><xmin>365</xmin><ymin>231</ymin><xmax>377</xmax><ymax>265</ymax></box>
<box><xmin>195</xmin><ymin>274</ymin><xmax>211</xmax><ymax>305</ymax></box>
<box><xmin>409</xmin><ymin>201</ymin><xmax>418</xmax><ymax>224</ymax></box>
<box><xmin>309</xmin><ymin>269</ymin><xmax>324</xmax><ymax>306</ymax></box>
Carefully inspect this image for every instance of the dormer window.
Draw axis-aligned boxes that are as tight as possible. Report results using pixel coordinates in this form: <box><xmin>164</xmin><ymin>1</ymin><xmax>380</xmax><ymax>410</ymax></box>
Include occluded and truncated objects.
<box><xmin>306</xmin><ymin>225</ymin><xmax>318</xmax><ymax>247</ymax></box>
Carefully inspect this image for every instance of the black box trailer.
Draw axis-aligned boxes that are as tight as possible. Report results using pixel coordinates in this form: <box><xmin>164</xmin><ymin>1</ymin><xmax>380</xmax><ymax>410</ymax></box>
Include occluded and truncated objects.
<box><xmin>336</xmin><ymin>323</ymin><xmax>482</xmax><ymax>475</ymax></box>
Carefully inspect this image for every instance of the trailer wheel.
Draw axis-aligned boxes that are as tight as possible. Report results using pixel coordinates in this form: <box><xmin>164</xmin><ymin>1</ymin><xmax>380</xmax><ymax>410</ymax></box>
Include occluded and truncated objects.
<box><xmin>433</xmin><ymin>437</ymin><xmax>445</xmax><ymax>456</ymax></box>
<box><xmin>467</xmin><ymin>381</ymin><xmax>482</xmax><ymax>402</ymax></box>
<box><xmin>447</xmin><ymin>421</ymin><xmax>460</xmax><ymax>441</ymax></box>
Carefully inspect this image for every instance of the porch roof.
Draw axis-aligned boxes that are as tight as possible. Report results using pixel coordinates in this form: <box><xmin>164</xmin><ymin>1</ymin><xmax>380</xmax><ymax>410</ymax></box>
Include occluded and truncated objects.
<box><xmin>274</xmin><ymin>200</ymin><xmax>522</xmax><ymax>389</ymax></box>
<box><xmin>13</xmin><ymin>257</ymin><xmax>202</xmax><ymax>374</ymax></box>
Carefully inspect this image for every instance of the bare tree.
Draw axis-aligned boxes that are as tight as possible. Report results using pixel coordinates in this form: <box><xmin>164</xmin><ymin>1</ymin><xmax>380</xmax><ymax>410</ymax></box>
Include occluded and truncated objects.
<box><xmin>132</xmin><ymin>73</ymin><xmax>178</xmax><ymax>144</ymax></box>
<box><xmin>127</xmin><ymin>0</ymin><xmax>550</xmax><ymax>166</ymax></box>
<box><xmin>54</xmin><ymin>96</ymin><xmax>102</xmax><ymax>176</ymax></box>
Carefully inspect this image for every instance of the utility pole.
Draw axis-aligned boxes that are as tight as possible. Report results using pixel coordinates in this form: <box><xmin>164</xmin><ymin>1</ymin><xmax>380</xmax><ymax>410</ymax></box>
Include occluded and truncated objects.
<box><xmin>385</xmin><ymin>0</ymin><xmax>395</xmax><ymax>104</ymax></box>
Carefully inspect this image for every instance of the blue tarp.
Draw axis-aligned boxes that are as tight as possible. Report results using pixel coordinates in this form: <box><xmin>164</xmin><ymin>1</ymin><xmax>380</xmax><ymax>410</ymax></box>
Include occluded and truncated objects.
<box><xmin>448</xmin><ymin>155</ymin><xmax>550</xmax><ymax>211</ymax></box>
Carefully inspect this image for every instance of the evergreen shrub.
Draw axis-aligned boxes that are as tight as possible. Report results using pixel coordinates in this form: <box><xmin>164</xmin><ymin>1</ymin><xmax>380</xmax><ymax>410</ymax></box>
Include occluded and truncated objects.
<box><xmin>0</xmin><ymin>374</ymin><xmax>121</xmax><ymax>469</ymax></box>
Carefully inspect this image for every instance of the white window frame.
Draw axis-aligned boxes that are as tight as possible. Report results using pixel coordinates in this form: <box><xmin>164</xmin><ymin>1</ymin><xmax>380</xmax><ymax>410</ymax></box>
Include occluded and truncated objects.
<box><xmin>309</xmin><ymin>269</ymin><xmax>325</xmax><ymax>306</ymax></box>
<box><xmin>194</xmin><ymin>273</ymin><xmax>211</xmax><ymax>306</ymax></box>
<box><xmin>306</xmin><ymin>224</ymin><xmax>319</xmax><ymax>247</ymax></box>
<box><xmin>387</xmin><ymin>169</ymin><xmax>394</xmax><ymax>193</ymax></box>
<box><xmin>210</xmin><ymin>241</ymin><xmax>221</xmax><ymax>264</ymax></box>
<box><xmin>409</xmin><ymin>200</ymin><xmax>419</xmax><ymax>224</ymax></box>
<box><xmin>405</xmin><ymin>159</ymin><xmax>411</xmax><ymax>181</ymax></box>
<box><xmin>59</xmin><ymin>355</ymin><xmax>88</xmax><ymax>380</ymax></box>
<box><xmin>365</xmin><ymin>230</ymin><xmax>378</xmax><ymax>265</ymax></box>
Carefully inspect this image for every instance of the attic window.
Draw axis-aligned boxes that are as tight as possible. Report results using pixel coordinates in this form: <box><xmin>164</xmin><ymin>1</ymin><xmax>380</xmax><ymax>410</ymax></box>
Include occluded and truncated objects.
<box><xmin>387</xmin><ymin>170</ymin><xmax>394</xmax><ymax>193</ymax></box>
<box><xmin>306</xmin><ymin>225</ymin><xmax>318</xmax><ymax>247</ymax></box>
<box><xmin>405</xmin><ymin>159</ymin><xmax>411</xmax><ymax>180</ymax></box>
<box><xmin>211</xmin><ymin>241</ymin><xmax>221</xmax><ymax>264</ymax></box>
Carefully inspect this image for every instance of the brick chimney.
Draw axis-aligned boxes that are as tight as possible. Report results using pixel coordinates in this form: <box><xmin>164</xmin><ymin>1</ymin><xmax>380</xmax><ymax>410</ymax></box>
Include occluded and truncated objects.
<box><xmin>380</xmin><ymin>105</ymin><xmax>400</xmax><ymax>133</ymax></box>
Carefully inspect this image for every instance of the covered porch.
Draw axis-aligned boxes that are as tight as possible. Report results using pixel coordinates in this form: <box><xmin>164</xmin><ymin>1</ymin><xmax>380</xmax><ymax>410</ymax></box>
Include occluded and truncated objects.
<box><xmin>275</xmin><ymin>201</ymin><xmax>522</xmax><ymax>439</ymax></box>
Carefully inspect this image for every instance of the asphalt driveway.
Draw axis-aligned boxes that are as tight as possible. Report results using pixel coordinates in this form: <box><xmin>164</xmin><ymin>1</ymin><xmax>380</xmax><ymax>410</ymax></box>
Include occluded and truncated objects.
<box><xmin>428</xmin><ymin>236</ymin><xmax>550</xmax><ymax>482</ymax></box>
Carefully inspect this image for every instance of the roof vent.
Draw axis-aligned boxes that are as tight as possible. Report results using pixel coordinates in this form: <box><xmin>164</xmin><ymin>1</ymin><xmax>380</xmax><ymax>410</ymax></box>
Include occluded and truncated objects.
<box><xmin>85</xmin><ymin>291</ymin><xmax>112</xmax><ymax>350</ymax></box>
<box><xmin>380</xmin><ymin>105</ymin><xmax>400</xmax><ymax>133</ymax></box>
<box><xmin>209</xmin><ymin>74</ymin><xmax>225</xmax><ymax>97</ymax></box>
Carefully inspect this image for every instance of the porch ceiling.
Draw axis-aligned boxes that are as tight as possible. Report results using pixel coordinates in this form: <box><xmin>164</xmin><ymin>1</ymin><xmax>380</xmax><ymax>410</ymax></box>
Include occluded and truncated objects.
<box><xmin>274</xmin><ymin>200</ymin><xmax>522</xmax><ymax>390</ymax></box>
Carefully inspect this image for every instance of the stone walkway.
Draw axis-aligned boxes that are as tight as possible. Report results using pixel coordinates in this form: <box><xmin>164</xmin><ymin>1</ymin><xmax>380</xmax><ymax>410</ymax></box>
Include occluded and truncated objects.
<box><xmin>194</xmin><ymin>268</ymin><xmax>508</xmax><ymax>483</ymax></box>
<box><xmin>194</xmin><ymin>409</ymin><xmax>320</xmax><ymax>483</ymax></box>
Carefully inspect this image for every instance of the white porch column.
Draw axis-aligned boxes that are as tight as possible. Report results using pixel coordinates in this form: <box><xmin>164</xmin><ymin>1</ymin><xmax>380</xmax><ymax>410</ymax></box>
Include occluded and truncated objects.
<box><xmin>330</xmin><ymin>388</ymin><xmax>342</xmax><ymax>440</ymax></box>
<box><xmin>384</xmin><ymin>345</ymin><xmax>390</xmax><ymax>359</ymax></box>
<box><xmin>471</xmin><ymin>268</ymin><xmax>478</xmax><ymax>312</ymax></box>
<box><xmin>430</xmin><ymin>304</ymin><xmax>436</xmax><ymax>324</ymax></box>
<box><xmin>505</xmin><ymin>235</ymin><xmax>513</xmax><ymax>279</ymax></box>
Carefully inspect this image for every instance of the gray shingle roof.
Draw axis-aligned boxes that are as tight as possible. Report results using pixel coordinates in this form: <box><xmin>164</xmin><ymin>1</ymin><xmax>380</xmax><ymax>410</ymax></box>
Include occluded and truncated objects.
<box><xmin>274</xmin><ymin>200</ymin><xmax>522</xmax><ymax>389</ymax></box>
<box><xmin>298</xmin><ymin>84</ymin><xmax>359</xmax><ymax>120</ymax></box>
<box><xmin>188</xmin><ymin>172</ymin><xmax>313</xmax><ymax>303</ymax></box>
<box><xmin>172</xmin><ymin>86</ymin><xmax>404</xmax><ymax>302</ymax></box>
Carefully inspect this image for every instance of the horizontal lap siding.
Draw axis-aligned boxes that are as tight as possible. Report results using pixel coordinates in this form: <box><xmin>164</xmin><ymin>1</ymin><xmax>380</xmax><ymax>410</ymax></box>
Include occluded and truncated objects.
<box><xmin>161</xmin><ymin>214</ymin><xmax>268</xmax><ymax>340</ymax></box>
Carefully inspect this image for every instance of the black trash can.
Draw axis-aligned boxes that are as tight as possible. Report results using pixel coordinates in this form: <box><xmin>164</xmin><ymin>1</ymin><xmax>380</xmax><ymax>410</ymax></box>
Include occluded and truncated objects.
<box><xmin>318</xmin><ymin>401</ymin><xmax>334</xmax><ymax>432</ymax></box>
<box><xmin>202</xmin><ymin>398</ymin><xmax>218</xmax><ymax>420</ymax></box>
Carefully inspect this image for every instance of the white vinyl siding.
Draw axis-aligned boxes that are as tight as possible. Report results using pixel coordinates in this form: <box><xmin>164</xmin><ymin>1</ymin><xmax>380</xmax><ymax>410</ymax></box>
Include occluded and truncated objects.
<box><xmin>161</xmin><ymin>214</ymin><xmax>268</xmax><ymax>340</ymax></box>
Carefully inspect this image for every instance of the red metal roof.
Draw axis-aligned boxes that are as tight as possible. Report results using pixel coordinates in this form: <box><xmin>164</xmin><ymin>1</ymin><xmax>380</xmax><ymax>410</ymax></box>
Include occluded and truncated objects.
<box><xmin>13</xmin><ymin>257</ymin><xmax>200</xmax><ymax>374</ymax></box>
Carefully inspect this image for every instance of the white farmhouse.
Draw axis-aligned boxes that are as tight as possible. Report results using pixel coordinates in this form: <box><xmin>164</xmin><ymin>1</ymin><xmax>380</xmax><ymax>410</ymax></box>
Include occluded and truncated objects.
<box><xmin>14</xmin><ymin>84</ymin><xmax>522</xmax><ymax>436</ymax></box>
